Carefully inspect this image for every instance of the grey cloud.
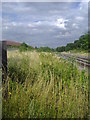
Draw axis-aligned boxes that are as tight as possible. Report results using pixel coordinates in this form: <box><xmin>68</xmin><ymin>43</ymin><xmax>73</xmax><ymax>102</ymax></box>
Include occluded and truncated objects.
<box><xmin>2</xmin><ymin>2</ymin><xmax>88</xmax><ymax>48</ymax></box>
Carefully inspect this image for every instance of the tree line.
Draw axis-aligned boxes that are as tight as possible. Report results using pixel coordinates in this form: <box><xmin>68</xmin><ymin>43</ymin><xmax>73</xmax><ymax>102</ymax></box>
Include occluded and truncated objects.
<box><xmin>8</xmin><ymin>33</ymin><xmax>89</xmax><ymax>52</ymax></box>
<box><xmin>56</xmin><ymin>34</ymin><xmax>88</xmax><ymax>52</ymax></box>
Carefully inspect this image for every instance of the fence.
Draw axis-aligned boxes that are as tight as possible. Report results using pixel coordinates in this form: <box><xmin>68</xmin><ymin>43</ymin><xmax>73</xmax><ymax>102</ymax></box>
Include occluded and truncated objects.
<box><xmin>1</xmin><ymin>41</ymin><xmax>7</xmax><ymax>99</ymax></box>
<box><xmin>2</xmin><ymin>41</ymin><xmax>7</xmax><ymax>83</ymax></box>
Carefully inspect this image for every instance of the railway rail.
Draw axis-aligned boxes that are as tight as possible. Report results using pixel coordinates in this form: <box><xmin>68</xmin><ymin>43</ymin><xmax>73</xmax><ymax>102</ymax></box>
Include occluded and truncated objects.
<box><xmin>56</xmin><ymin>53</ymin><xmax>90</xmax><ymax>70</ymax></box>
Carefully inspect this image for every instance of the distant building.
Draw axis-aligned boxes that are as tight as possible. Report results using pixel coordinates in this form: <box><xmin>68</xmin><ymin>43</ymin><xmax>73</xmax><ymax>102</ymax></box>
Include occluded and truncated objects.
<box><xmin>3</xmin><ymin>40</ymin><xmax>21</xmax><ymax>46</ymax></box>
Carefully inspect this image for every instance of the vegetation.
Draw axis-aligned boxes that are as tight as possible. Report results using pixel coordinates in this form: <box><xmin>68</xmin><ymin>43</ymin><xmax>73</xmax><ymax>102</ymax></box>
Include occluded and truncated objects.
<box><xmin>19</xmin><ymin>42</ymin><xmax>34</xmax><ymax>52</ymax></box>
<box><xmin>7</xmin><ymin>45</ymin><xmax>19</xmax><ymax>50</ymax></box>
<box><xmin>56</xmin><ymin>34</ymin><xmax>88</xmax><ymax>52</ymax></box>
<box><xmin>56</xmin><ymin>46</ymin><xmax>65</xmax><ymax>52</ymax></box>
<box><xmin>36</xmin><ymin>47</ymin><xmax>55</xmax><ymax>52</ymax></box>
<box><xmin>2</xmin><ymin>51</ymin><xmax>88</xmax><ymax>118</ymax></box>
<box><xmin>7</xmin><ymin>34</ymin><xmax>89</xmax><ymax>53</ymax></box>
<box><xmin>19</xmin><ymin>44</ymin><xmax>54</xmax><ymax>52</ymax></box>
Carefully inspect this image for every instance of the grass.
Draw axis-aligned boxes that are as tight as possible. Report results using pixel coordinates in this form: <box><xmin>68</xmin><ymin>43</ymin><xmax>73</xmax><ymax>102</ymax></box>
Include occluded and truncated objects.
<box><xmin>2</xmin><ymin>50</ymin><xmax>88</xmax><ymax>118</ymax></box>
<box><xmin>67</xmin><ymin>49</ymin><xmax>89</xmax><ymax>56</ymax></box>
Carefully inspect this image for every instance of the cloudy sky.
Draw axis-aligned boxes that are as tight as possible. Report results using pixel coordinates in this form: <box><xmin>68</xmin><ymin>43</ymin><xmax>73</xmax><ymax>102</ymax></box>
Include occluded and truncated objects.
<box><xmin>2</xmin><ymin>2</ymin><xmax>88</xmax><ymax>48</ymax></box>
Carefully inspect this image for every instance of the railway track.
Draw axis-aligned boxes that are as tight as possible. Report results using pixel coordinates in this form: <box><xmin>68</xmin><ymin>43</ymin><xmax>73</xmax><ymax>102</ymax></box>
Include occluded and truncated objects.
<box><xmin>56</xmin><ymin>53</ymin><xmax>90</xmax><ymax>70</ymax></box>
<box><xmin>76</xmin><ymin>57</ymin><xmax>90</xmax><ymax>67</ymax></box>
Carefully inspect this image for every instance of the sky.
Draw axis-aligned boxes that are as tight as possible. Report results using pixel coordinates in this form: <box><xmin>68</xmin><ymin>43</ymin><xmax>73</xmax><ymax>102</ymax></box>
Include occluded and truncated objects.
<box><xmin>2</xmin><ymin>2</ymin><xmax>88</xmax><ymax>48</ymax></box>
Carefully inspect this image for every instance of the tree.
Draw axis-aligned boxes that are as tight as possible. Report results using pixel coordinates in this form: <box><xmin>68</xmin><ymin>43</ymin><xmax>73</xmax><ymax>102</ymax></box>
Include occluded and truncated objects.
<box><xmin>56</xmin><ymin>46</ymin><xmax>65</xmax><ymax>52</ymax></box>
<box><xmin>56</xmin><ymin>33</ymin><xmax>88</xmax><ymax>52</ymax></box>
<box><xmin>19</xmin><ymin>42</ymin><xmax>28</xmax><ymax>52</ymax></box>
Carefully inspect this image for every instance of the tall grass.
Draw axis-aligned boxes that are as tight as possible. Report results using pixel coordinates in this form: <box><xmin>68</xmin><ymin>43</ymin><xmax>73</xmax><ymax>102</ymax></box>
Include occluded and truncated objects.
<box><xmin>3</xmin><ymin>51</ymin><xmax>88</xmax><ymax>118</ymax></box>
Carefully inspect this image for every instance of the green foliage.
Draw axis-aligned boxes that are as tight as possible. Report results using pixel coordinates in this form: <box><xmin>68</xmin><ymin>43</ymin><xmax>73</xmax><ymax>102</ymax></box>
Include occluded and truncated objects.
<box><xmin>7</xmin><ymin>33</ymin><xmax>89</xmax><ymax>53</ymax></box>
<box><xmin>37</xmin><ymin>46</ymin><xmax>55</xmax><ymax>52</ymax></box>
<box><xmin>19</xmin><ymin>42</ymin><xmax>34</xmax><ymax>52</ymax></box>
<box><xmin>3</xmin><ymin>51</ymin><xmax>88</xmax><ymax>118</ymax></box>
<box><xmin>65</xmin><ymin>43</ymin><xmax>75</xmax><ymax>51</ymax></box>
<box><xmin>19</xmin><ymin>42</ymin><xmax>28</xmax><ymax>52</ymax></box>
<box><xmin>56</xmin><ymin>46</ymin><xmax>65</xmax><ymax>52</ymax></box>
<box><xmin>56</xmin><ymin>34</ymin><xmax>89</xmax><ymax>52</ymax></box>
<box><xmin>7</xmin><ymin>45</ymin><xmax>19</xmax><ymax>49</ymax></box>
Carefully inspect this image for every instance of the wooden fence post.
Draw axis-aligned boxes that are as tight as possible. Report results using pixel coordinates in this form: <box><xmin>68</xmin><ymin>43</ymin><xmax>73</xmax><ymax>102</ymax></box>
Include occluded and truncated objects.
<box><xmin>0</xmin><ymin>41</ymin><xmax>2</xmax><ymax>119</ymax></box>
<box><xmin>2</xmin><ymin>41</ymin><xmax>7</xmax><ymax>83</ymax></box>
<box><xmin>2</xmin><ymin>41</ymin><xmax>8</xmax><ymax>99</ymax></box>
